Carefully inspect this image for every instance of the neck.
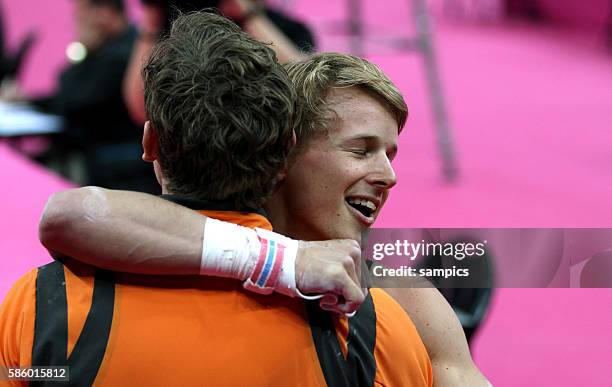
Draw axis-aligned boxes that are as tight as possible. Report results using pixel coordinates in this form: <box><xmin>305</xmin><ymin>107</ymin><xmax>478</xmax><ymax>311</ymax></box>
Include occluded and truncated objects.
<box><xmin>265</xmin><ymin>190</ymin><xmax>312</xmax><ymax>240</ymax></box>
<box><xmin>264</xmin><ymin>200</ymin><xmax>289</xmax><ymax>234</ymax></box>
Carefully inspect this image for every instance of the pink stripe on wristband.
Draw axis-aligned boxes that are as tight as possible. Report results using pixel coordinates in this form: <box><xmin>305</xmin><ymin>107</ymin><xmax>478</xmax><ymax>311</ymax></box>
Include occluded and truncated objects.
<box><xmin>244</xmin><ymin>235</ymin><xmax>285</xmax><ymax>294</ymax></box>
<box><xmin>263</xmin><ymin>243</ymin><xmax>284</xmax><ymax>288</ymax></box>
<box><xmin>249</xmin><ymin>238</ymin><xmax>269</xmax><ymax>284</ymax></box>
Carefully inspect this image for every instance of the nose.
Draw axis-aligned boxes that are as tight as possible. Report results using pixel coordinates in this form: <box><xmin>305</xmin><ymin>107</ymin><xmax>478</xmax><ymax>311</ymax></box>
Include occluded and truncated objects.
<box><xmin>368</xmin><ymin>153</ymin><xmax>397</xmax><ymax>189</ymax></box>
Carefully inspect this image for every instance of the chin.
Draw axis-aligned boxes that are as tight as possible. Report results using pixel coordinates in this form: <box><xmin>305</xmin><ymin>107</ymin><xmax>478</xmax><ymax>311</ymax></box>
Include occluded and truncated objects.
<box><xmin>332</xmin><ymin>227</ymin><xmax>363</xmax><ymax>244</ymax></box>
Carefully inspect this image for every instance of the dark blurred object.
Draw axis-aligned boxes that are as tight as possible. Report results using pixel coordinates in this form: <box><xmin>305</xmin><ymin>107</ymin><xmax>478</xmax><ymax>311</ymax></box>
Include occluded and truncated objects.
<box><xmin>32</xmin><ymin>0</ymin><xmax>157</xmax><ymax>193</ymax></box>
<box><xmin>265</xmin><ymin>7</ymin><xmax>315</xmax><ymax>52</ymax></box>
<box><xmin>580</xmin><ymin>250</ymin><xmax>612</xmax><ymax>287</ymax></box>
<box><xmin>141</xmin><ymin>0</ymin><xmax>220</xmax><ymax>10</ymax></box>
<box><xmin>140</xmin><ymin>0</ymin><xmax>315</xmax><ymax>51</ymax></box>
<box><xmin>141</xmin><ymin>0</ymin><xmax>221</xmax><ymax>35</ymax></box>
<box><xmin>607</xmin><ymin>1</ymin><xmax>612</xmax><ymax>51</ymax></box>
<box><xmin>505</xmin><ymin>0</ymin><xmax>543</xmax><ymax>21</ymax></box>
<box><xmin>31</xmin><ymin>27</ymin><xmax>138</xmax><ymax>146</ymax></box>
<box><xmin>0</xmin><ymin>5</ymin><xmax>4</xmax><ymax>79</ymax></box>
<box><xmin>439</xmin><ymin>288</ymin><xmax>492</xmax><ymax>344</ymax></box>
<box><xmin>418</xmin><ymin>238</ymin><xmax>494</xmax><ymax>344</ymax></box>
<box><xmin>0</xmin><ymin>3</ymin><xmax>37</xmax><ymax>86</ymax></box>
<box><xmin>0</xmin><ymin>32</ymin><xmax>37</xmax><ymax>84</ymax></box>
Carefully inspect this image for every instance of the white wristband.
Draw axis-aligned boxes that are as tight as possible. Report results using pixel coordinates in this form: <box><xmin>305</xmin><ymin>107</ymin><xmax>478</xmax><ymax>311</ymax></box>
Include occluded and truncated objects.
<box><xmin>253</xmin><ymin>228</ymin><xmax>323</xmax><ymax>300</ymax></box>
<box><xmin>200</xmin><ymin>218</ymin><xmax>260</xmax><ymax>280</ymax></box>
<box><xmin>201</xmin><ymin>218</ymin><xmax>324</xmax><ymax>300</ymax></box>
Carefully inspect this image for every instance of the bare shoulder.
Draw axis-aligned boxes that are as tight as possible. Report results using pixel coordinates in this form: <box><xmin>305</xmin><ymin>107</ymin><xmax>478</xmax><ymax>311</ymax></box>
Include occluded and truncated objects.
<box><xmin>382</xmin><ymin>287</ymin><xmax>491</xmax><ymax>386</ymax></box>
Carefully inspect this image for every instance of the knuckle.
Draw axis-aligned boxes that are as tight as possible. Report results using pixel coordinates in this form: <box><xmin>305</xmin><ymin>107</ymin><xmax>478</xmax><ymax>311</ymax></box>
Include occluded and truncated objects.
<box><xmin>331</xmin><ymin>266</ymin><xmax>347</xmax><ymax>283</ymax></box>
<box><xmin>341</xmin><ymin>256</ymin><xmax>355</xmax><ymax>270</ymax></box>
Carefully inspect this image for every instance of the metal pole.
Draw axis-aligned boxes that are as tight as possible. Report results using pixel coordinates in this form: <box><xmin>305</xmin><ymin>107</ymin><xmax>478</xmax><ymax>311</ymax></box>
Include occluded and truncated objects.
<box><xmin>347</xmin><ymin>0</ymin><xmax>364</xmax><ymax>56</ymax></box>
<box><xmin>412</xmin><ymin>0</ymin><xmax>458</xmax><ymax>181</ymax></box>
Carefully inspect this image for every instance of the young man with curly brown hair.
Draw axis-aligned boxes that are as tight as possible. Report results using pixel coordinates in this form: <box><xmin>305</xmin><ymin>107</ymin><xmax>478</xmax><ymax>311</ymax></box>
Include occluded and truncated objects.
<box><xmin>1</xmin><ymin>11</ymin><xmax>449</xmax><ymax>386</ymax></box>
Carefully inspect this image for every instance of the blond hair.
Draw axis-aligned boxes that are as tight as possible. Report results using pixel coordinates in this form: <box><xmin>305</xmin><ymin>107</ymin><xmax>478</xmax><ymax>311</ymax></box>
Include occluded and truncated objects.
<box><xmin>285</xmin><ymin>52</ymin><xmax>408</xmax><ymax>150</ymax></box>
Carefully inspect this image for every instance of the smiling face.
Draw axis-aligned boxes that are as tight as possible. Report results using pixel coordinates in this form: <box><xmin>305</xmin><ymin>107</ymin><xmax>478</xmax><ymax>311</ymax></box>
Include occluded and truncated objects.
<box><xmin>267</xmin><ymin>87</ymin><xmax>399</xmax><ymax>243</ymax></box>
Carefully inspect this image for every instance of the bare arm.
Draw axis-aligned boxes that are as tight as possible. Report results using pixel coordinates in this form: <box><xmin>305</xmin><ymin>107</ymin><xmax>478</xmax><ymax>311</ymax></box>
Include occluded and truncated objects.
<box><xmin>40</xmin><ymin>187</ymin><xmax>203</xmax><ymax>275</ymax></box>
<box><xmin>39</xmin><ymin>187</ymin><xmax>366</xmax><ymax>313</ymax></box>
<box><xmin>385</xmin><ymin>287</ymin><xmax>491</xmax><ymax>387</ymax></box>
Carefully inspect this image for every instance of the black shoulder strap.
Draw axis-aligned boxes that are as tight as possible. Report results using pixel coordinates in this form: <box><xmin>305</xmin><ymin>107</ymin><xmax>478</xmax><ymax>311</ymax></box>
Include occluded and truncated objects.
<box><xmin>306</xmin><ymin>292</ymin><xmax>378</xmax><ymax>387</ymax></box>
<box><xmin>32</xmin><ymin>261</ymin><xmax>68</xmax><ymax>368</ymax></box>
<box><xmin>306</xmin><ymin>301</ymin><xmax>351</xmax><ymax>387</ymax></box>
<box><xmin>346</xmin><ymin>294</ymin><xmax>377</xmax><ymax>387</ymax></box>
<box><xmin>32</xmin><ymin>261</ymin><xmax>115</xmax><ymax>387</ymax></box>
<box><xmin>66</xmin><ymin>270</ymin><xmax>115</xmax><ymax>385</ymax></box>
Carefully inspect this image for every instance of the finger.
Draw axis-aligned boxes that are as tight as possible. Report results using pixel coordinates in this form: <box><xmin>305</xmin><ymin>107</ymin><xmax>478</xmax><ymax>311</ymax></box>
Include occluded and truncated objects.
<box><xmin>319</xmin><ymin>294</ymin><xmax>345</xmax><ymax>314</ymax></box>
<box><xmin>335</xmin><ymin>301</ymin><xmax>360</xmax><ymax>315</ymax></box>
<box><xmin>354</xmin><ymin>255</ymin><xmax>362</xmax><ymax>288</ymax></box>
<box><xmin>319</xmin><ymin>294</ymin><xmax>338</xmax><ymax>306</ymax></box>
<box><xmin>327</xmin><ymin>295</ymin><xmax>361</xmax><ymax>315</ymax></box>
<box><xmin>343</xmin><ymin>256</ymin><xmax>360</xmax><ymax>290</ymax></box>
<box><xmin>320</xmin><ymin>301</ymin><xmax>349</xmax><ymax>315</ymax></box>
<box><xmin>340</xmin><ymin>276</ymin><xmax>365</xmax><ymax>309</ymax></box>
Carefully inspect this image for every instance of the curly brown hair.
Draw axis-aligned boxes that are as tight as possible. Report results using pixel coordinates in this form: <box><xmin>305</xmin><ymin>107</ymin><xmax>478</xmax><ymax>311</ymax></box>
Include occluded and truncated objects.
<box><xmin>285</xmin><ymin>53</ymin><xmax>408</xmax><ymax>152</ymax></box>
<box><xmin>142</xmin><ymin>11</ymin><xmax>296</xmax><ymax>209</ymax></box>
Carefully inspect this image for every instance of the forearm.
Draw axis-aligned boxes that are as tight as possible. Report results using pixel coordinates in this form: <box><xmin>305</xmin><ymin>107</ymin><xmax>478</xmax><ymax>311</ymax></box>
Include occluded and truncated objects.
<box><xmin>39</xmin><ymin>187</ymin><xmax>203</xmax><ymax>274</ymax></box>
<box><xmin>39</xmin><ymin>188</ymin><xmax>366</xmax><ymax>312</ymax></box>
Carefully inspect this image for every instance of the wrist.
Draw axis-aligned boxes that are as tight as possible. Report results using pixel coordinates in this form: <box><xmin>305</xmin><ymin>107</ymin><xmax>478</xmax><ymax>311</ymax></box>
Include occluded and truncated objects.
<box><xmin>243</xmin><ymin>231</ymin><xmax>324</xmax><ymax>300</ymax></box>
<box><xmin>199</xmin><ymin>218</ymin><xmax>323</xmax><ymax>300</ymax></box>
<box><xmin>200</xmin><ymin>218</ymin><xmax>259</xmax><ymax>280</ymax></box>
<box><xmin>243</xmin><ymin>228</ymin><xmax>294</xmax><ymax>295</ymax></box>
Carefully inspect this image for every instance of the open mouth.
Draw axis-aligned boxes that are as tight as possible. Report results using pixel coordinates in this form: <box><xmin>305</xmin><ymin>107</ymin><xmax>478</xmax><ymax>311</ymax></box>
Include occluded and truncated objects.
<box><xmin>345</xmin><ymin>197</ymin><xmax>378</xmax><ymax>220</ymax></box>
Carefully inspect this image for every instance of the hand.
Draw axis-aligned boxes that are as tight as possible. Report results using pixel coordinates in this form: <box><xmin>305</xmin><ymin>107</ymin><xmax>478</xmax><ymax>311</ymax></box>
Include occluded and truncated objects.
<box><xmin>295</xmin><ymin>239</ymin><xmax>366</xmax><ymax>315</ymax></box>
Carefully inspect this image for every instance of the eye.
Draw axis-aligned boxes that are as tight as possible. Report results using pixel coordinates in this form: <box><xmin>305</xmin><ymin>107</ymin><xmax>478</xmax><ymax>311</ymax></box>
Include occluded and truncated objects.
<box><xmin>350</xmin><ymin>149</ymin><xmax>369</xmax><ymax>157</ymax></box>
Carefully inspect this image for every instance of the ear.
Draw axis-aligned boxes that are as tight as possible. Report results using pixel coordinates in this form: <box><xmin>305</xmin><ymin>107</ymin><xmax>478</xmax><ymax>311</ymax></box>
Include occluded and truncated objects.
<box><xmin>142</xmin><ymin>121</ymin><xmax>160</xmax><ymax>163</ymax></box>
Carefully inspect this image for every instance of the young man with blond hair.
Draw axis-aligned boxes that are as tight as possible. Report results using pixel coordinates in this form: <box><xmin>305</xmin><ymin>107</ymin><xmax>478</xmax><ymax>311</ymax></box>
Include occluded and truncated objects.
<box><xmin>37</xmin><ymin>51</ymin><xmax>489</xmax><ymax>385</ymax></box>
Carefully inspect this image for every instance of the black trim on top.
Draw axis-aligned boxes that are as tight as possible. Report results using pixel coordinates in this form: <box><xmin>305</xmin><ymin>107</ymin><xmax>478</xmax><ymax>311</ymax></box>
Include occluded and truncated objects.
<box><xmin>31</xmin><ymin>261</ymin><xmax>115</xmax><ymax>387</ymax></box>
<box><xmin>346</xmin><ymin>294</ymin><xmax>377</xmax><ymax>387</ymax></box>
<box><xmin>67</xmin><ymin>270</ymin><xmax>115</xmax><ymax>386</ymax></box>
<box><xmin>32</xmin><ymin>261</ymin><xmax>68</xmax><ymax>369</ymax></box>
<box><xmin>306</xmin><ymin>293</ymin><xmax>378</xmax><ymax>387</ymax></box>
<box><xmin>161</xmin><ymin>194</ymin><xmax>267</xmax><ymax>217</ymax></box>
<box><xmin>305</xmin><ymin>301</ymin><xmax>351</xmax><ymax>387</ymax></box>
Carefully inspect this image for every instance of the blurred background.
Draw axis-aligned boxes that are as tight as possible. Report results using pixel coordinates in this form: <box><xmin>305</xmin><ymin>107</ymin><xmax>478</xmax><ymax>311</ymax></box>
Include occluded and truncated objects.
<box><xmin>1</xmin><ymin>0</ymin><xmax>611</xmax><ymax>385</ymax></box>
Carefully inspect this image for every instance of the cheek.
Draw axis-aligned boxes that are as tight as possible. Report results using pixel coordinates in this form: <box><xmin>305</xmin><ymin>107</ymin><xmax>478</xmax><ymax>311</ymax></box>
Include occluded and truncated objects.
<box><xmin>288</xmin><ymin>151</ymin><xmax>364</xmax><ymax>210</ymax></box>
